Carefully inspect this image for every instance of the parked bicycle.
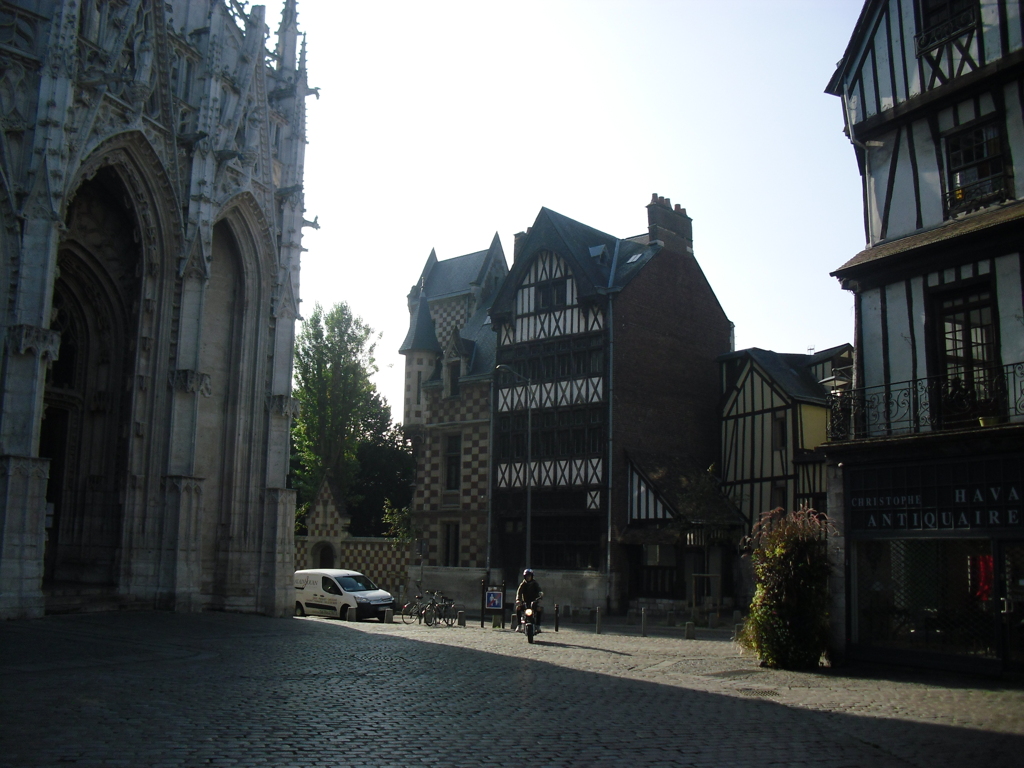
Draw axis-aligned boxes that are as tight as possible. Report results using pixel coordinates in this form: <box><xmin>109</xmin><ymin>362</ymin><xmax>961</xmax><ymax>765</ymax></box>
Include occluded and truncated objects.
<box><xmin>400</xmin><ymin>587</ymin><xmax>459</xmax><ymax>627</ymax></box>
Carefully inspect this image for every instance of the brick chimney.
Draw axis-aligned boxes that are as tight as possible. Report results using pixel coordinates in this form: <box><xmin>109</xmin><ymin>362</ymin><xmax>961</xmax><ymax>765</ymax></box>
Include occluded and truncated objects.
<box><xmin>646</xmin><ymin>193</ymin><xmax>693</xmax><ymax>253</ymax></box>
<box><xmin>513</xmin><ymin>228</ymin><xmax>531</xmax><ymax>261</ymax></box>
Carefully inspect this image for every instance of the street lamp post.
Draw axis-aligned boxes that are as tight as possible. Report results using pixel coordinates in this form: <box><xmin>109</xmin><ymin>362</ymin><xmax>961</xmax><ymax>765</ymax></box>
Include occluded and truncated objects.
<box><xmin>495</xmin><ymin>364</ymin><xmax>532</xmax><ymax>570</ymax></box>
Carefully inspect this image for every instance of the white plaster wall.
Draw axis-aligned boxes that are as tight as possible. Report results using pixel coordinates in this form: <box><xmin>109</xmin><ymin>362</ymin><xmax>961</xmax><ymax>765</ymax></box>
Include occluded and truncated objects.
<box><xmin>866</xmin><ymin>136</ymin><xmax>893</xmax><ymax>243</ymax></box>
<box><xmin>982</xmin><ymin>0</ymin><xmax>1003</xmax><ymax>63</ymax></box>
<box><xmin>860</xmin><ymin>288</ymin><xmax>885</xmax><ymax>389</ymax></box>
<box><xmin>913</xmin><ymin>120</ymin><xmax>944</xmax><ymax>228</ymax></box>
<box><xmin>1004</xmin><ymin>84</ymin><xmax>1024</xmax><ymax>201</ymax></box>
<box><xmin>996</xmin><ymin>253</ymin><xmax>1024</xmax><ymax>366</ymax></box>
<box><xmin>910</xmin><ymin>276</ymin><xmax>928</xmax><ymax>383</ymax></box>
<box><xmin>885</xmin><ymin>282</ymin><xmax>913</xmax><ymax>383</ymax></box>
<box><xmin>886</xmin><ymin>130</ymin><xmax>918</xmax><ymax>239</ymax></box>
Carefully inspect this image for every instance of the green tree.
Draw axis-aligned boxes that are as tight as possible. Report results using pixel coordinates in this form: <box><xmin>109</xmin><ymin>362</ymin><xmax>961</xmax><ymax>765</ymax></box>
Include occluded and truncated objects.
<box><xmin>291</xmin><ymin>302</ymin><xmax>412</xmax><ymax>535</ymax></box>
<box><xmin>739</xmin><ymin>507</ymin><xmax>833</xmax><ymax>669</ymax></box>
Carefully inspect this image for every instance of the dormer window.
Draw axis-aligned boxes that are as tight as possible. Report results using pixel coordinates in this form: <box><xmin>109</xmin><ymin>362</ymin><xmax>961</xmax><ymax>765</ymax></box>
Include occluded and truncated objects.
<box><xmin>945</xmin><ymin>120</ymin><xmax>1008</xmax><ymax>214</ymax></box>
<box><xmin>916</xmin><ymin>0</ymin><xmax>976</xmax><ymax>55</ymax></box>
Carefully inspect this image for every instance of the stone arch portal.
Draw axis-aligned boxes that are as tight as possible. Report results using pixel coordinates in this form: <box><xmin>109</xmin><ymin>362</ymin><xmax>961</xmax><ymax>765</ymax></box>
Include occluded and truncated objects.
<box><xmin>40</xmin><ymin>166</ymin><xmax>143</xmax><ymax>590</ymax></box>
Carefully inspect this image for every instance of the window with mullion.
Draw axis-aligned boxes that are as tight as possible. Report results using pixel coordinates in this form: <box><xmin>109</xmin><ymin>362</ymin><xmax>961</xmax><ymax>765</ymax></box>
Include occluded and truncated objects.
<box><xmin>940</xmin><ymin>290</ymin><xmax>997</xmax><ymax>390</ymax></box>
<box><xmin>946</xmin><ymin>121</ymin><xmax>1006</xmax><ymax>213</ymax></box>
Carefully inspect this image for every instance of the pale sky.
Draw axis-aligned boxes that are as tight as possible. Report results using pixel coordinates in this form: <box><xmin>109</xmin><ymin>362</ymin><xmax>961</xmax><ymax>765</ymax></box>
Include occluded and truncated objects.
<box><xmin>289</xmin><ymin>0</ymin><xmax>867</xmax><ymax>416</ymax></box>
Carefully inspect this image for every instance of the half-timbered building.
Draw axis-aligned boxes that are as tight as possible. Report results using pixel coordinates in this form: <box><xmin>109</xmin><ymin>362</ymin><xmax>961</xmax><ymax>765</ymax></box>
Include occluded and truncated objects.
<box><xmin>399</xmin><ymin>236</ymin><xmax>508</xmax><ymax>603</ymax></box>
<box><xmin>719</xmin><ymin>345</ymin><xmax>852</xmax><ymax>525</ymax></box>
<box><xmin>488</xmin><ymin>196</ymin><xmax>736</xmax><ymax>612</ymax></box>
<box><xmin>826</xmin><ymin>0</ymin><xmax>1024</xmax><ymax>673</ymax></box>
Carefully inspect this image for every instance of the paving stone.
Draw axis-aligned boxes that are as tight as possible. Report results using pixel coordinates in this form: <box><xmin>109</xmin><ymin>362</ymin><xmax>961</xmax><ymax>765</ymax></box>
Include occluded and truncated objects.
<box><xmin>0</xmin><ymin>612</ymin><xmax>1022</xmax><ymax>766</ymax></box>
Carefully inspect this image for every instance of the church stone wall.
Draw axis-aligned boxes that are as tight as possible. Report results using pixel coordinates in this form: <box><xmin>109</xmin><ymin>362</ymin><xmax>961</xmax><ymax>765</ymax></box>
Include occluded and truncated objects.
<box><xmin>0</xmin><ymin>1</ymin><xmax>312</xmax><ymax>618</ymax></box>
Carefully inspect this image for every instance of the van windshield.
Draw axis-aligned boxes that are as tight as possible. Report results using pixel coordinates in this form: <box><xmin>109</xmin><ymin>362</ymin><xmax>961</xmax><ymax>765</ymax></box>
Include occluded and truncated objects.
<box><xmin>338</xmin><ymin>574</ymin><xmax>377</xmax><ymax>592</ymax></box>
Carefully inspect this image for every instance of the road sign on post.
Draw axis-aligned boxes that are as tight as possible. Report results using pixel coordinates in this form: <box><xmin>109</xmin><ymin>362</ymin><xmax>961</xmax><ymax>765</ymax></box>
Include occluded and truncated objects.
<box><xmin>481</xmin><ymin>579</ymin><xmax>506</xmax><ymax>628</ymax></box>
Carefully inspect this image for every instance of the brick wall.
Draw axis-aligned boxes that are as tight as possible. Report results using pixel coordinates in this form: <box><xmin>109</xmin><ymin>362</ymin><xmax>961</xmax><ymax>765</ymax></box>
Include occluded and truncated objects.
<box><xmin>609</xmin><ymin>233</ymin><xmax>732</xmax><ymax>598</ymax></box>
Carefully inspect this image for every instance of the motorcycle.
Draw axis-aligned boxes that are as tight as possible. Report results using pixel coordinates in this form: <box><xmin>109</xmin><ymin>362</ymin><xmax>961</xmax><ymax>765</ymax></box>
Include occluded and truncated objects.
<box><xmin>515</xmin><ymin>591</ymin><xmax>543</xmax><ymax>643</ymax></box>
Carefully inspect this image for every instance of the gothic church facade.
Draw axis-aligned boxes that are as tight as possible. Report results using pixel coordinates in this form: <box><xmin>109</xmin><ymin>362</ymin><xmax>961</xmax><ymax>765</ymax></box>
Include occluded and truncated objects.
<box><xmin>0</xmin><ymin>0</ymin><xmax>311</xmax><ymax>618</ymax></box>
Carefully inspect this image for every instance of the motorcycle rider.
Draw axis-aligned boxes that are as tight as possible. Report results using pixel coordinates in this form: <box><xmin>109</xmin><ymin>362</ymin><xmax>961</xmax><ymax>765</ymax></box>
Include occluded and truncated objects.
<box><xmin>515</xmin><ymin>568</ymin><xmax>542</xmax><ymax>632</ymax></box>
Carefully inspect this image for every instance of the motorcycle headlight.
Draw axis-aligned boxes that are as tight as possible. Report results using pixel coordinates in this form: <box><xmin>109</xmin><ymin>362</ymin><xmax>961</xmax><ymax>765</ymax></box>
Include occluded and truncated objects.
<box><xmin>524</xmin><ymin>608</ymin><xmax>533</xmax><ymax>616</ymax></box>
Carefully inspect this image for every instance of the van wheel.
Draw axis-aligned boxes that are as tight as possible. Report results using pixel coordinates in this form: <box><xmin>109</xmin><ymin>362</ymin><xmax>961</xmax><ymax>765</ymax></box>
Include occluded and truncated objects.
<box><xmin>339</xmin><ymin>605</ymin><xmax>349</xmax><ymax>621</ymax></box>
<box><xmin>294</xmin><ymin>602</ymin><xmax>305</xmax><ymax>617</ymax></box>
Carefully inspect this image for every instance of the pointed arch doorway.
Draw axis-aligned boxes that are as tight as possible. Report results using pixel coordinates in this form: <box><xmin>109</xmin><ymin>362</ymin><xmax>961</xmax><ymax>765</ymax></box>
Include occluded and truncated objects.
<box><xmin>39</xmin><ymin>167</ymin><xmax>143</xmax><ymax>597</ymax></box>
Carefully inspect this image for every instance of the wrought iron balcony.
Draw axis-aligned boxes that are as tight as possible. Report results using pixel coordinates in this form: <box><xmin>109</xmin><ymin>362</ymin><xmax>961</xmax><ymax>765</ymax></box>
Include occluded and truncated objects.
<box><xmin>915</xmin><ymin>7</ymin><xmax>976</xmax><ymax>56</ymax></box>
<box><xmin>947</xmin><ymin>173</ymin><xmax>1010</xmax><ymax>215</ymax></box>
<box><xmin>826</xmin><ymin>362</ymin><xmax>1024</xmax><ymax>441</ymax></box>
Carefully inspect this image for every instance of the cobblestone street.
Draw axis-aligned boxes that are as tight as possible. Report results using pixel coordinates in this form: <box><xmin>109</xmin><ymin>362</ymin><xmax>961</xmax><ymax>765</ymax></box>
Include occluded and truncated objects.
<box><xmin>1</xmin><ymin>612</ymin><xmax>1022</xmax><ymax>767</ymax></box>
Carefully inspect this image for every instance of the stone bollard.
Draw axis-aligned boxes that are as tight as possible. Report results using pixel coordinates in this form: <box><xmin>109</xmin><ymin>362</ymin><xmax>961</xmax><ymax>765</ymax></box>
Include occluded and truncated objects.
<box><xmin>641</xmin><ymin>607</ymin><xmax>647</xmax><ymax>638</ymax></box>
<box><xmin>383</xmin><ymin>608</ymin><xmax>394</xmax><ymax>624</ymax></box>
<box><xmin>684</xmin><ymin>621</ymin><xmax>695</xmax><ymax>639</ymax></box>
<box><xmin>733</xmin><ymin>623</ymin><xmax>744</xmax><ymax>642</ymax></box>
<box><xmin>457</xmin><ymin>611</ymin><xmax>466</xmax><ymax>627</ymax></box>
<box><xmin>595</xmin><ymin>606</ymin><xmax>602</xmax><ymax>634</ymax></box>
<box><xmin>492</xmin><ymin>614</ymin><xmax>502</xmax><ymax>629</ymax></box>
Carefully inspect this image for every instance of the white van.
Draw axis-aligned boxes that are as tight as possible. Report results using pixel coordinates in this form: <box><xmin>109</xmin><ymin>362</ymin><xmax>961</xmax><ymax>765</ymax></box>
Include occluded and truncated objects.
<box><xmin>293</xmin><ymin>569</ymin><xmax>395</xmax><ymax>621</ymax></box>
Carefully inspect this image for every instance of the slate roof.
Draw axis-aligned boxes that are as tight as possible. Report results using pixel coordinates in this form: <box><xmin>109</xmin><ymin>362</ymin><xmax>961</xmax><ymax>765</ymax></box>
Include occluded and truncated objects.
<box><xmin>719</xmin><ymin>344</ymin><xmax>851</xmax><ymax>406</ymax></box>
<box><xmin>459</xmin><ymin>293</ymin><xmax>498</xmax><ymax>378</ymax></box>
<box><xmin>627</xmin><ymin>450</ymin><xmax>746</xmax><ymax>530</ymax></box>
<box><xmin>490</xmin><ymin>208</ymin><xmax>662</xmax><ymax>320</ymax></box>
<box><xmin>401</xmin><ymin>296</ymin><xmax>441</xmax><ymax>353</ymax></box>
<box><xmin>399</xmin><ymin>234</ymin><xmax>506</xmax><ymax>379</ymax></box>
<box><xmin>832</xmin><ymin>200</ymin><xmax>1024</xmax><ymax>278</ymax></box>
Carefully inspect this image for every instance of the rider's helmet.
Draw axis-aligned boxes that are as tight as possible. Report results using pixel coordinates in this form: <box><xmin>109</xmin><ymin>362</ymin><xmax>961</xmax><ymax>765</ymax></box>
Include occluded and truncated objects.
<box><xmin>523</xmin><ymin>568</ymin><xmax>534</xmax><ymax>578</ymax></box>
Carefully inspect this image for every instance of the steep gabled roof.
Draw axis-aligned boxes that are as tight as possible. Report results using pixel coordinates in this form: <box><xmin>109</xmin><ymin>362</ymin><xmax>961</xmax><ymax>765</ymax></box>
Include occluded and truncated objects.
<box><xmin>825</xmin><ymin>0</ymin><xmax>885</xmax><ymax>96</ymax></box>
<box><xmin>400</xmin><ymin>234</ymin><xmax>507</xmax><ymax>355</ymax></box>
<box><xmin>400</xmin><ymin>296</ymin><xmax>441</xmax><ymax>353</ymax></box>
<box><xmin>720</xmin><ymin>344</ymin><xmax>851</xmax><ymax>406</ymax></box>
<box><xmin>628</xmin><ymin>451</ymin><xmax>746</xmax><ymax>529</ymax></box>
<box><xmin>490</xmin><ymin>207</ymin><xmax>662</xmax><ymax>320</ymax></box>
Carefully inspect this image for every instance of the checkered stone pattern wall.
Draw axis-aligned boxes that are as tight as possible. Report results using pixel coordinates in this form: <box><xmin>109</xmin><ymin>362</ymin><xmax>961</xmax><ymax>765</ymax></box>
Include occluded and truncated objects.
<box><xmin>413</xmin><ymin>379</ymin><xmax>491</xmax><ymax>569</ymax></box>
<box><xmin>423</xmin><ymin>514</ymin><xmax>487</xmax><ymax>568</ymax></box>
<box><xmin>306</xmin><ymin>482</ymin><xmax>346</xmax><ymax>540</ymax></box>
<box><xmin>294</xmin><ymin>537</ymin><xmax>309</xmax><ymax>565</ymax></box>
<box><xmin>428</xmin><ymin>296</ymin><xmax>467</xmax><ymax>351</ymax></box>
<box><xmin>335</xmin><ymin>539</ymin><xmax>411</xmax><ymax>596</ymax></box>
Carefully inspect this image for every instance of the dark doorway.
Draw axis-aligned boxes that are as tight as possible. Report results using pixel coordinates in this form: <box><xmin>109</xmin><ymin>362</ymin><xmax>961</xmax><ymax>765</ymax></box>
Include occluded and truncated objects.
<box><xmin>41</xmin><ymin>167</ymin><xmax>142</xmax><ymax>593</ymax></box>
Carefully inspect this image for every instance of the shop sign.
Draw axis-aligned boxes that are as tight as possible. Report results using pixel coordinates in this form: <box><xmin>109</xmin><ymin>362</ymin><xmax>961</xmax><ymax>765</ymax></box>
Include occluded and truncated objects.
<box><xmin>848</xmin><ymin>459</ymin><xmax>1023</xmax><ymax>532</ymax></box>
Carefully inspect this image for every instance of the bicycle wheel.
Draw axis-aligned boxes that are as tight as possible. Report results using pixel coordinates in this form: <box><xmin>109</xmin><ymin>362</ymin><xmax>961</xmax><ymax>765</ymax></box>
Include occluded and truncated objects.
<box><xmin>423</xmin><ymin>605</ymin><xmax>436</xmax><ymax>627</ymax></box>
<box><xmin>401</xmin><ymin>602</ymin><xmax>419</xmax><ymax>624</ymax></box>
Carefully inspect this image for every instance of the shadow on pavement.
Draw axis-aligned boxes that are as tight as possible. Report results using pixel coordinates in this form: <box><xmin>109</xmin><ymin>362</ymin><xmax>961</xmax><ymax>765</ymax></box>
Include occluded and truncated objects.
<box><xmin>1</xmin><ymin>611</ymin><xmax>1021</xmax><ymax>768</ymax></box>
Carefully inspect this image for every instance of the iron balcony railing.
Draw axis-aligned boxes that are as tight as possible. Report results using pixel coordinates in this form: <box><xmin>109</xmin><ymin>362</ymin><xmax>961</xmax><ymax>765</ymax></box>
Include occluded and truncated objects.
<box><xmin>915</xmin><ymin>6</ymin><xmax>976</xmax><ymax>56</ymax></box>
<box><xmin>947</xmin><ymin>173</ymin><xmax>1009</xmax><ymax>215</ymax></box>
<box><xmin>827</xmin><ymin>361</ymin><xmax>1024</xmax><ymax>441</ymax></box>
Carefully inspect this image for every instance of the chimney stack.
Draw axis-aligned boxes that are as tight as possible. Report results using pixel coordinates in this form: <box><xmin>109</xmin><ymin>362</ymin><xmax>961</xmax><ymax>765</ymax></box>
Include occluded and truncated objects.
<box><xmin>513</xmin><ymin>228</ymin><xmax>531</xmax><ymax>261</ymax></box>
<box><xmin>647</xmin><ymin>192</ymin><xmax>693</xmax><ymax>252</ymax></box>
